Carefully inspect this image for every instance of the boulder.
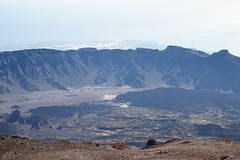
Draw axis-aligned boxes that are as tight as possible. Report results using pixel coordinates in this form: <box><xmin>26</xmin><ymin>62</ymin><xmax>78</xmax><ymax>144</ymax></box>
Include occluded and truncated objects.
<box><xmin>143</xmin><ymin>139</ymin><xmax>158</xmax><ymax>149</ymax></box>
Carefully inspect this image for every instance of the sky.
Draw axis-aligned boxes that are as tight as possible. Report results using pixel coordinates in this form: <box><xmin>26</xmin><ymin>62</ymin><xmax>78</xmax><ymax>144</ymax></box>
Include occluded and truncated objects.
<box><xmin>1</xmin><ymin>0</ymin><xmax>240</xmax><ymax>56</ymax></box>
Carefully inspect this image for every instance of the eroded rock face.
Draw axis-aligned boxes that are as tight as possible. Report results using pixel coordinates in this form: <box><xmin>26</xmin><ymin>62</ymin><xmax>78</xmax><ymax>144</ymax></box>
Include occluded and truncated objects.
<box><xmin>26</xmin><ymin>114</ymin><xmax>52</xmax><ymax>130</ymax></box>
<box><xmin>1</xmin><ymin>46</ymin><xmax>240</xmax><ymax>94</ymax></box>
<box><xmin>7</xmin><ymin>110</ymin><xmax>21</xmax><ymax>123</ymax></box>
<box><xmin>6</xmin><ymin>110</ymin><xmax>52</xmax><ymax>130</ymax></box>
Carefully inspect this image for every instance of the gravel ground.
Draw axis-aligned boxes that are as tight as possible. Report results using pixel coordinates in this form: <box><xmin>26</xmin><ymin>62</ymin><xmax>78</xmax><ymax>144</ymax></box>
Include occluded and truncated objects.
<box><xmin>1</xmin><ymin>134</ymin><xmax>240</xmax><ymax>160</ymax></box>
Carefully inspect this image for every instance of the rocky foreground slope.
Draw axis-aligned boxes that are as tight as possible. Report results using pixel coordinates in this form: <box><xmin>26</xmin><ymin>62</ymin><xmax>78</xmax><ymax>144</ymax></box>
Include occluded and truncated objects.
<box><xmin>1</xmin><ymin>134</ymin><xmax>240</xmax><ymax>160</ymax></box>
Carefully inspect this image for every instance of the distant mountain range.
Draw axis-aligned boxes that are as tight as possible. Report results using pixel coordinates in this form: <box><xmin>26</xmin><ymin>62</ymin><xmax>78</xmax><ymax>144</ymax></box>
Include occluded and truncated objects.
<box><xmin>0</xmin><ymin>40</ymin><xmax>166</xmax><ymax>52</ymax></box>
<box><xmin>0</xmin><ymin>46</ymin><xmax>240</xmax><ymax>94</ymax></box>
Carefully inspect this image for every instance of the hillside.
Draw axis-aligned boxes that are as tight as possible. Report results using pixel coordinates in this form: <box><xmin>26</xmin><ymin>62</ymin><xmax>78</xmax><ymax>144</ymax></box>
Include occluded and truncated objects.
<box><xmin>1</xmin><ymin>46</ymin><xmax>240</xmax><ymax>159</ymax></box>
<box><xmin>1</xmin><ymin>46</ymin><xmax>240</xmax><ymax>94</ymax></box>
<box><xmin>1</xmin><ymin>134</ymin><xmax>240</xmax><ymax>160</ymax></box>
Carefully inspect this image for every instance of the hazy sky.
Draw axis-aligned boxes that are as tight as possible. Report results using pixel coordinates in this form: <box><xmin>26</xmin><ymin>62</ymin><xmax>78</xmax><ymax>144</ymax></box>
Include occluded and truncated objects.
<box><xmin>1</xmin><ymin>0</ymin><xmax>240</xmax><ymax>56</ymax></box>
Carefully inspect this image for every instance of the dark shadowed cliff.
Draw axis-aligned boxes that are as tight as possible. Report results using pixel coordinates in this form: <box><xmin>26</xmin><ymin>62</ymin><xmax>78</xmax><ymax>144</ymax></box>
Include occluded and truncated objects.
<box><xmin>0</xmin><ymin>46</ymin><xmax>240</xmax><ymax>94</ymax></box>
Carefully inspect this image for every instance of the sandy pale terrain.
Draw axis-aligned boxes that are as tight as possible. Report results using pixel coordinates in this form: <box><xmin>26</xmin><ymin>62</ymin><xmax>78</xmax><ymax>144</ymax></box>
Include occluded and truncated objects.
<box><xmin>0</xmin><ymin>87</ymin><xmax>141</xmax><ymax>114</ymax></box>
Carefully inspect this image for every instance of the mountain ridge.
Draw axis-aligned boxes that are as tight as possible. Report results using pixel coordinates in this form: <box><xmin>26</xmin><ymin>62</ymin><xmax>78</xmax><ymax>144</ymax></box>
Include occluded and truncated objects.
<box><xmin>0</xmin><ymin>46</ymin><xmax>240</xmax><ymax>94</ymax></box>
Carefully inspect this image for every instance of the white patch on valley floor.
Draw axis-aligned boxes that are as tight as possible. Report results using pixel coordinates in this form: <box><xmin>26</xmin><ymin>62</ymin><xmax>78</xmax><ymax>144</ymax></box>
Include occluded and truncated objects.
<box><xmin>102</xmin><ymin>95</ymin><xmax>117</xmax><ymax>100</ymax></box>
<box><xmin>119</xmin><ymin>103</ymin><xmax>131</xmax><ymax>108</ymax></box>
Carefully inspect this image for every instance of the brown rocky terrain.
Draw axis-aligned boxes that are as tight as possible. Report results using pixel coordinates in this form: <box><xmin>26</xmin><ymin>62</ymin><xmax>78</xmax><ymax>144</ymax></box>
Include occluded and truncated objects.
<box><xmin>1</xmin><ymin>134</ymin><xmax>240</xmax><ymax>160</ymax></box>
